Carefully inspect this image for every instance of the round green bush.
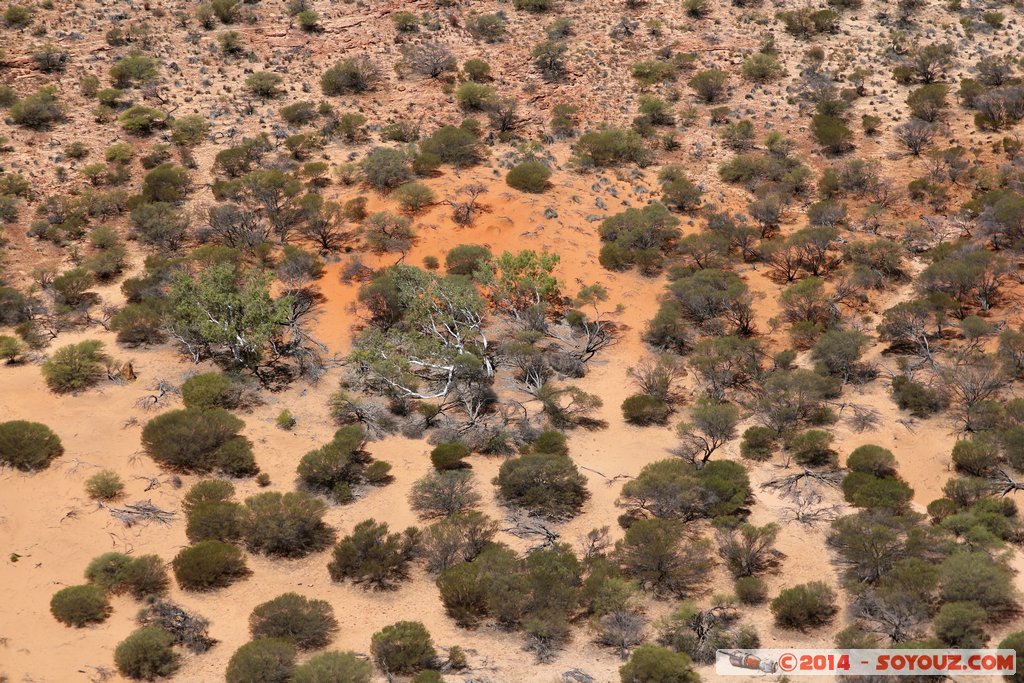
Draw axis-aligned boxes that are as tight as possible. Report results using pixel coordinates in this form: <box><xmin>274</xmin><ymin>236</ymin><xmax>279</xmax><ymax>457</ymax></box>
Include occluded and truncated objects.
<box><xmin>505</xmin><ymin>160</ymin><xmax>552</xmax><ymax>193</ymax></box>
<box><xmin>186</xmin><ymin>500</ymin><xmax>245</xmax><ymax>543</ymax></box>
<box><xmin>430</xmin><ymin>442</ymin><xmax>470</xmax><ymax>471</ymax></box>
<box><xmin>243</xmin><ymin>491</ymin><xmax>334</xmax><ymax>558</ymax></box>
<box><xmin>621</xmin><ymin>394</ymin><xmax>671</xmax><ymax>426</ymax></box>
<box><xmin>85</xmin><ymin>469</ymin><xmax>124</xmax><ymax>500</ymax></box>
<box><xmin>249</xmin><ymin>592</ymin><xmax>338</xmax><ymax>650</ymax></box>
<box><xmin>226</xmin><ymin>638</ymin><xmax>296</xmax><ymax>683</ymax></box>
<box><xmin>445</xmin><ymin>244</ymin><xmax>492</xmax><ymax>276</ymax></box>
<box><xmin>181</xmin><ymin>372</ymin><xmax>235</xmax><ymax>409</ymax></box>
<box><xmin>182</xmin><ymin>479</ymin><xmax>236</xmax><ymax>512</ymax></box>
<box><xmin>0</xmin><ymin>420</ymin><xmax>63</xmax><ymax>470</ymax></box>
<box><xmin>770</xmin><ymin>581</ymin><xmax>837</xmax><ymax>629</ymax></box>
<box><xmin>41</xmin><ymin>340</ymin><xmax>107</xmax><ymax>393</ymax></box>
<box><xmin>85</xmin><ymin>552</ymin><xmax>134</xmax><ymax>590</ymax></box>
<box><xmin>50</xmin><ymin>584</ymin><xmax>110</xmax><ymax>627</ymax></box>
<box><xmin>114</xmin><ymin>627</ymin><xmax>180</xmax><ymax>681</ymax></box>
<box><xmin>734</xmin><ymin>576</ymin><xmax>768</xmax><ymax>605</ymax></box>
<box><xmin>172</xmin><ymin>540</ymin><xmax>248</xmax><ymax>591</ymax></box>
<box><xmin>739</xmin><ymin>426</ymin><xmax>776</xmax><ymax>461</ymax></box>
<box><xmin>531</xmin><ymin>430</ymin><xmax>569</xmax><ymax>455</ymax></box>
<box><xmin>141</xmin><ymin>408</ymin><xmax>256</xmax><ymax>476</ymax></box>
<box><xmin>371</xmin><ymin>621</ymin><xmax>437</xmax><ymax>675</ymax></box>
<box><xmin>291</xmin><ymin>650</ymin><xmax>373</xmax><ymax>683</ymax></box>
<box><xmin>846</xmin><ymin>444</ymin><xmax>896</xmax><ymax>476</ymax></box>
<box><xmin>619</xmin><ymin>644</ymin><xmax>699</xmax><ymax>683</ymax></box>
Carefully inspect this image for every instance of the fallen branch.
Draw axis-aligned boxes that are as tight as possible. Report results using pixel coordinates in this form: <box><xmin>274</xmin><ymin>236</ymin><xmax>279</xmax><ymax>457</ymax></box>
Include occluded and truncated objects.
<box><xmin>103</xmin><ymin>500</ymin><xmax>175</xmax><ymax>527</ymax></box>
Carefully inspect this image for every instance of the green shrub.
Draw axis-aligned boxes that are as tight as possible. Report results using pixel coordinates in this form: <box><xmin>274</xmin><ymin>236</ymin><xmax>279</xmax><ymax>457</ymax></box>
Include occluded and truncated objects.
<box><xmin>141</xmin><ymin>163</ymin><xmax>188</xmax><ymax>202</ymax></box>
<box><xmin>739</xmin><ymin>426</ymin><xmax>776</xmax><ymax>461</ymax></box>
<box><xmin>10</xmin><ymin>87</ymin><xmax>64</xmax><ymax>129</ymax></box>
<box><xmin>621</xmin><ymin>394</ymin><xmax>671</xmax><ymax>426</ymax></box>
<box><xmin>393</xmin><ymin>182</ymin><xmax>435</xmax><ymax>213</ymax></box>
<box><xmin>321</xmin><ymin>57</ymin><xmax>381</xmax><ymax>95</ymax></box>
<box><xmin>574</xmin><ymin>127</ymin><xmax>652</xmax><ymax>167</ymax></box>
<box><xmin>445</xmin><ymin>244</ymin><xmax>492</xmax><ymax>276</ymax></box>
<box><xmin>85</xmin><ymin>552</ymin><xmax>168</xmax><ymax>598</ymax></box>
<box><xmin>297</xmin><ymin>425</ymin><xmax>371</xmax><ymax>499</ymax></box>
<box><xmin>466</xmin><ymin>12</ymin><xmax>506</xmax><ymax>42</ymax></box>
<box><xmin>619</xmin><ymin>644</ymin><xmax>700</xmax><ymax>683</ymax></box>
<box><xmin>371</xmin><ymin>621</ymin><xmax>436</xmax><ymax>675</ymax></box>
<box><xmin>243</xmin><ymin>491</ymin><xmax>334</xmax><ymax>557</ymax></box>
<box><xmin>735</xmin><ymin>576</ymin><xmax>768</xmax><ymax>604</ymax></box>
<box><xmin>998</xmin><ymin>631</ymin><xmax>1024</xmax><ymax>683</ymax></box>
<box><xmin>291</xmin><ymin>651</ymin><xmax>373</xmax><ymax>683</ymax></box>
<box><xmin>50</xmin><ymin>584</ymin><xmax>110</xmax><ymax>627</ymax></box>
<box><xmin>513</xmin><ymin>0</ymin><xmax>551</xmax><ymax>9</ymax></box>
<box><xmin>890</xmin><ymin>375</ymin><xmax>946</xmax><ymax>416</ymax></box>
<box><xmin>186</xmin><ymin>498</ymin><xmax>246</xmax><ymax>543</ymax></box>
<box><xmin>0</xmin><ymin>420</ymin><xmax>63</xmax><ymax>470</ymax></box>
<box><xmin>4</xmin><ymin>4</ymin><xmax>33</xmax><ymax>27</ymax></box>
<box><xmin>276</xmin><ymin>409</ymin><xmax>296</xmax><ymax>430</ymax></box>
<box><xmin>249</xmin><ymin>593</ymin><xmax>338</xmax><ymax>650</ymax></box>
<box><xmin>933</xmin><ymin>601</ymin><xmax>988</xmax><ymax>648</ymax></box>
<box><xmin>360</xmin><ymin>147</ymin><xmax>412</xmax><ymax>191</ymax></box>
<box><xmin>741</xmin><ymin>53</ymin><xmax>784</xmax><ymax>82</ymax></box>
<box><xmin>0</xmin><ymin>334</ymin><xmax>23</xmax><ymax>361</ymax></box>
<box><xmin>419</xmin><ymin>126</ymin><xmax>484</xmax><ymax>167</ymax></box>
<box><xmin>142</xmin><ymin>408</ymin><xmax>255</xmax><ymax>476</ymax></box>
<box><xmin>110</xmin><ymin>54</ymin><xmax>159</xmax><ymax>87</ymax></box>
<box><xmin>226</xmin><ymin>638</ymin><xmax>296</xmax><ymax>683</ymax></box>
<box><xmin>464</xmin><ymin>58</ymin><xmax>491</xmax><ymax>81</ymax></box>
<box><xmin>119</xmin><ymin>105</ymin><xmax>169</xmax><ymax>135</ymax></box>
<box><xmin>85</xmin><ymin>469</ymin><xmax>124</xmax><ymax>500</ymax></box>
<box><xmin>431</xmin><ymin>442</ymin><xmax>470</xmax><ymax>470</ymax></box>
<box><xmin>114</xmin><ymin>627</ymin><xmax>180</xmax><ymax>681</ymax></box>
<box><xmin>788</xmin><ymin>429</ymin><xmax>835</xmax><ymax>466</ymax></box>
<box><xmin>846</xmin><ymin>445</ymin><xmax>896</xmax><ymax>477</ymax></box>
<box><xmin>688</xmin><ymin>69</ymin><xmax>729</xmax><ymax>103</ymax></box>
<box><xmin>172</xmin><ymin>540</ymin><xmax>249</xmax><ymax>590</ymax></box>
<box><xmin>506</xmin><ymin>161</ymin><xmax>552</xmax><ymax>193</ymax></box>
<box><xmin>328</xmin><ymin>519</ymin><xmax>419</xmax><ymax>589</ymax></box>
<box><xmin>245</xmin><ymin>71</ymin><xmax>283</xmax><ymax>98</ymax></box>
<box><xmin>181</xmin><ymin>372</ymin><xmax>236</xmax><ymax>409</ymax></box>
<box><xmin>41</xmin><ymin>340</ymin><xmax>107</xmax><ymax>393</ymax></box>
<box><xmin>495</xmin><ymin>451</ymin><xmax>589</xmax><ymax>520</ymax></box>
<box><xmin>770</xmin><ymin>582</ymin><xmax>837</xmax><ymax>629</ymax></box>
<box><xmin>456</xmin><ymin>82</ymin><xmax>496</xmax><ymax>111</ymax></box>
<box><xmin>811</xmin><ymin>114</ymin><xmax>852</xmax><ymax>154</ymax></box>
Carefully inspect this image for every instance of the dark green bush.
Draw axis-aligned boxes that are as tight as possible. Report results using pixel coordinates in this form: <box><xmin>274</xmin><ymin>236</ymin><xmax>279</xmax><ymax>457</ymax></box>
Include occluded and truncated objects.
<box><xmin>419</xmin><ymin>126</ymin><xmax>484</xmax><ymax>167</ymax></box>
<box><xmin>243</xmin><ymin>491</ymin><xmax>334</xmax><ymax>557</ymax></box>
<box><xmin>0</xmin><ymin>420</ymin><xmax>63</xmax><ymax>470</ymax></box>
<box><xmin>50</xmin><ymin>584</ymin><xmax>110</xmax><ymax>627</ymax></box>
<box><xmin>321</xmin><ymin>57</ymin><xmax>381</xmax><ymax>95</ymax></box>
<box><xmin>297</xmin><ymin>425</ymin><xmax>372</xmax><ymax>500</ymax></box>
<box><xmin>788</xmin><ymin>429</ymin><xmax>835</xmax><ymax>466</ymax></box>
<box><xmin>328</xmin><ymin>519</ymin><xmax>419</xmax><ymax>590</ymax></box>
<box><xmin>172</xmin><ymin>540</ymin><xmax>249</xmax><ymax>590</ymax></box>
<box><xmin>10</xmin><ymin>87</ymin><xmax>64</xmax><ymax>129</ymax></box>
<box><xmin>573</xmin><ymin>127</ymin><xmax>652</xmax><ymax>167</ymax></box>
<box><xmin>506</xmin><ymin>160</ymin><xmax>552</xmax><ymax>193</ymax></box>
<box><xmin>933</xmin><ymin>601</ymin><xmax>988</xmax><ymax>648</ymax></box>
<box><xmin>41</xmin><ymin>340</ymin><xmax>107</xmax><ymax>393</ymax></box>
<box><xmin>739</xmin><ymin>426</ymin><xmax>776</xmax><ymax>461</ymax></box>
<box><xmin>846</xmin><ymin>444</ymin><xmax>896</xmax><ymax>476</ymax></box>
<box><xmin>998</xmin><ymin>631</ymin><xmax>1024</xmax><ymax>683</ymax></box>
<box><xmin>226</xmin><ymin>638</ymin><xmax>297</xmax><ymax>683</ymax></box>
<box><xmin>142</xmin><ymin>408</ymin><xmax>256</xmax><ymax>476</ymax></box>
<box><xmin>430</xmin><ymin>442</ymin><xmax>470</xmax><ymax>470</ymax></box>
<box><xmin>770</xmin><ymin>582</ymin><xmax>837</xmax><ymax>629</ymax></box>
<box><xmin>890</xmin><ymin>375</ymin><xmax>946</xmax><ymax>416</ymax></box>
<box><xmin>181</xmin><ymin>372</ymin><xmax>236</xmax><ymax>409</ymax></box>
<box><xmin>85</xmin><ymin>552</ymin><xmax>168</xmax><ymax>598</ymax></box>
<box><xmin>360</xmin><ymin>147</ymin><xmax>412</xmax><ymax>191</ymax></box>
<box><xmin>495</xmin><ymin>451</ymin><xmax>589</xmax><ymax>520</ymax></box>
<box><xmin>735</xmin><ymin>576</ymin><xmax>768</xmax><ymax>604</ymax></box>
<box><xmin>186</xmin><ymin>498</ymin><xmax>246</xmax><ymax>543</ymax></box>
<box><xmin>445</xmin><ymin>244</ymin><xmax>492</xmax><ymax>275</ymax></box>
<box><xmin>249</xmin><ymin>593</ymin><xmax>338</xmax><ymax>650</ymax></box>
<box><xmin>291</xmin><ymin>651</ymin><xmax>373</xmax><ymax>683</ymax></box>
<box><xmin>621</xmin><ymin>394</ymin><xmax>671</xmax><ymax>426</ymax></box>
<box><xmin>114</xmin><ymin>627</ymin><xmax>180</xmax><ymax>681</ymax></box>
<box><xmin>371</xmin><ymin>621</ymin><xmax>437</xmax><ymax>675</ymax></box>
<box><xmin>619</xmin><ymin>644</ymin><xmax>700</xmax><ymax>683</ymax></box>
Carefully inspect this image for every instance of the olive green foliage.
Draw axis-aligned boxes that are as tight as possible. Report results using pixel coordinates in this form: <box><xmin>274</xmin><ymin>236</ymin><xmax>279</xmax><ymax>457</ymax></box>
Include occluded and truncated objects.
<box><xmin>41</xmin><ymin>340</ymin><xmax>108</xmax><ymax>393</ymax></box>
<box><xmin>249</xmin><ymin>592</ymin><xmax>338</xmax><ymax>650</ymax></box>
<box><xmin>495</xmin><ymin>448</ymin><xmax>589</xmax><ymax>520</ymax></box>
<box><xmin>573</xmin><ymin>127</ymin><xmax>652</xmax><ymax>167</ymax></box>
<box><xmin>114</xmin><ymin>627</ymin><xmax>180</xmax><ymax>681</ymax></box>
<box><xmin>298</xmin><ymin>425</ymin><xmax>386</xmax><ymax>502</ymax></box>
<box><xmin>598</xmin><ymin>203</ymin><xmax>681</xmax><ymax>275</ymax></box>
<box><xmin>321</xmin><ymin>57</ymin><xmax>381</xmax><ymax>94</ymax></box>
<box><xmin>620</xmin><ymin>458</ymin><xmax>750</xmax><ymax>522</ymax></box>
<box><xmin>619</xmin><ymin>644</ymin><xmax>700</xmax><ymax>683</ymax></box>
<box><xmin>292</xmin><ymin>651</ymin><xmax>373</xmax><ymax>683</ymax></box>
<box><xmin>615</xmin><ymin>518</ymin><xmax>714</xmax><ymax>597</ymax></box>
<box><xmin>370</xmin><ymin>621</ymin><xmax>437</xmax><ymax>675</ymax></box>
<box><xmin>172</xmin><ymin>540</ymin><xmax>248</xmax><ymax>591</ymax></box>
<box><xmin>328</xmin><ymin>519</ymin><xmax>419</xmax><ymax>589</ymax></box>
<box><xmin>506</xmin><ymin>160</ymin><xmax>552</xmax><ymax>193</ymax></box>
<box><xmin>0</xmin><ymin>420</ymin><xmax>63</xmax><ymax>470</ymax></box>
<box><xmin>85</xmin><ymin>552</ymin><xmax>169</xmax><ymax>598</ymax></box>
<box><xmin>419</xmin><ymin>125</ymin><xmax>484</xmax><ymax>167</ymax></box>
<box><xmin>226</xmin><ymin>638</ymin><xmax>297</xmax><ymax>683</ymax></box>
<box><xmin>181</xmin><ymin>372</ymin><xmax>237</xmax><ymax>410</ymax></box>
<box><xmin>142</xmin><ymin>408</ymin><xmax>256</xmax><ymax>476</ymax></box>
<box><xmin>621</xmin><ymin>394</ymin><xmax>672</xmax><ymax>425</ymax></box>
<box><xmin>11</xmin><ymin>87</ymin><xmax>64</xmax><ymax>128</ymax></box>
<box><xmin>85</xmin><ymin>469</ymin><xmax>124</xmax><ymax>500</ymax></box>
<box><xmin>243</xmin><ymin>491</ymin><xmax>334</xmax><ymax>557</ymax></box>
<box><xmin>50</xmin><ymin>584</ymin><xmax>111</xmax><ymax>627</ymax></box>
<box><xmin>770</xmin><ymin>582</ymin><xmax>838</xmax><ymax>629</ymax></box>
